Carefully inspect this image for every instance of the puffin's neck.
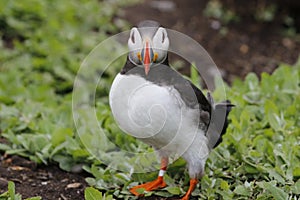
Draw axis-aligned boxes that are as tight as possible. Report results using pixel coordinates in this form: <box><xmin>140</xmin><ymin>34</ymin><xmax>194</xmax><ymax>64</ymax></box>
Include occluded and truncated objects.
<box><xmin>120</xmin><ymin>56</ymin><xmax>136</xmax><ymax>75</ymax></box>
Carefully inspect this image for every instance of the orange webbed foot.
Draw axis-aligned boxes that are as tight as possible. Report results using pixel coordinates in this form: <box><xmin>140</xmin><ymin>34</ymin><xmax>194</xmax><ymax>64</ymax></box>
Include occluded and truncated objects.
<box><xmin>130</xmin><ymin>176</ymin><xmax>167</xmax><ymax>196</ymax></box>
<box><xmin>180</xmin><ymin>178</ymin><xmax>198</xmax><ymax>200</ymax></box>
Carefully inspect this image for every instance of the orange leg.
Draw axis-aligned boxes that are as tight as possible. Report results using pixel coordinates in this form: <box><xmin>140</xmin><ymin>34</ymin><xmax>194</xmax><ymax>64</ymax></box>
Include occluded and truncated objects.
<box><xmin>181</xmin><ymin>179</ymin><xmax>198</xmax><ymax>200</ymax></box>
<box><xmin>130</xmin><ymin>157</ymin><xmax>168</xmax><ymax>196</ymax></box>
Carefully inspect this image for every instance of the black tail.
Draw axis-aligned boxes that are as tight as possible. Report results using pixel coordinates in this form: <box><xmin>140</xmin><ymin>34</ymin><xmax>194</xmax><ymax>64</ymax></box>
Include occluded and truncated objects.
<box><xmin>206</xmin><ymin>100</ymin><xmax>234</xmax><ymax>149</ymax></box>
<box><xmin>213</xmin><ymin>100</ymin><xmax>234</xmax><ymax>148</ymax></box>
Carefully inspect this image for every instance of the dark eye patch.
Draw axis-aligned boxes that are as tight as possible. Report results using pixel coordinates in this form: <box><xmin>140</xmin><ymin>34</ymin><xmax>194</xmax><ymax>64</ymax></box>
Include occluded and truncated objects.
<box><xmin>162</xmin><ymin>31</ymin><xmax>165</xmax><ymax>43</ymax></box>
<box><xmin>131</xmin><ymin>32</ymin><xmax>135</xmax><ymax>43</ymax></box>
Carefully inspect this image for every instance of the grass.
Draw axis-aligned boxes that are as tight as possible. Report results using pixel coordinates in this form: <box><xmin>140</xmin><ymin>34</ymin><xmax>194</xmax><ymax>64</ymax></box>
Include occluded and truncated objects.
<box><xmin>0</xmin><ymin>0</ymin><xmax>300</xmax><ymax>199</ymax></box>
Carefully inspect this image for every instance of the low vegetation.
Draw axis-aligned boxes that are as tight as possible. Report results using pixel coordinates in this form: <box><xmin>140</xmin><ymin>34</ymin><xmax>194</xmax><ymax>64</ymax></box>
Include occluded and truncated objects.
<box><xmin>0</xmin><ymin>0</ymin><xmax>299</xmax><ymax>199</ymax></box>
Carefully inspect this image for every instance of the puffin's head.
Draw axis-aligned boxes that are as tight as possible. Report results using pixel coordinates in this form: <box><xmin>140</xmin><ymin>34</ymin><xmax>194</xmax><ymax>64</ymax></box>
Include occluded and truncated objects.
<box><xmin>128</xmin><ymin>20</ymin><xmax>169</xmax><ymax>75</ymax></box>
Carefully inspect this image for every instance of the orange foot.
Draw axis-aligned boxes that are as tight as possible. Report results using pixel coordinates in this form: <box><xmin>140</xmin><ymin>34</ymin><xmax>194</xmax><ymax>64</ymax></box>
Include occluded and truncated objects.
<box><xmin>130</xmin><ymin>176</ymin><xmax>167</xmax><ymax>196</ymax></box>
<box><xmin>181</xmin><ymin>194</ymin><xmax>190</xmax><ymax>200</ymax></box>
<box><xmin>181</xmin><ymin>178</ymin><xmax>198</xmax><ymax>200</ymax></box>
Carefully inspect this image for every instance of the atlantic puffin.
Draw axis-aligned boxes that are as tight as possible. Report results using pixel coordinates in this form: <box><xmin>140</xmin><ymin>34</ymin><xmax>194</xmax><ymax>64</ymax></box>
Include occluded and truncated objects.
<box><xmin>109</xmin><ymin>20</ymin><xmax>233</xmax><ymax>200</ymax></box>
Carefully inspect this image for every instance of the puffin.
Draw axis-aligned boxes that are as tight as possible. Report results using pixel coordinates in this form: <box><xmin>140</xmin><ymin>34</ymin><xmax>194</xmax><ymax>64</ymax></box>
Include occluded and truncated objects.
<box><xmin>109</xmin><ymin>20</ymin><xmax>233</xmax><ymax>200</ymax></box>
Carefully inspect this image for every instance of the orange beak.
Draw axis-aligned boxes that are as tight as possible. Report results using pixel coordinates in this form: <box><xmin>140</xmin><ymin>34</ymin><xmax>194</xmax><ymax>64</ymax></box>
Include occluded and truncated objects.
<box><xmin>143</xmin><ymin>41</ymin><xmax>152</xmax><ymax>75</ymax></box>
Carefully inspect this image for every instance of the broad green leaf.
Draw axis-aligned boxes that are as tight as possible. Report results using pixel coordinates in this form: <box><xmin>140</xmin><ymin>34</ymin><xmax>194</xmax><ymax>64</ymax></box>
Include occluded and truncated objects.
<box><xmin>243</xmin><ymin>91</ymin><xmax>262</xmax><ymax>104</ymax></box>
<box><xmin>264</xmin><ymin>100</ymin><xmax>284</xmax><ymax>131</ymax></box>
<box><xmin>135</xmin><ymin>188</ymin><xmax>145</xmax><ymax>195</ymax></box>
<box><xmin>85</xmin><ymin>178</ymin><xmax>97</xmax><ymax>187</ymax></box>
<box><xmin>245</xmin><ymin>73</ymin><xmax>259</xmax><ymax>91</ymax></box>
<box><xmin>165</xmin><ymin>186</ymin><xmax>181</xmax><ymax>195</ymax></box>
<box><xmin>293</xmin><ymin>167</ymin><xmax>300</xmax><ymax>177</ymax></box>
<box><xmin>0</xmin><ymin>191</ymin><xmax>9</xmax><ymax>198</ymax></box>
<box><xmin>51</xmin><ymin>127</ymin><xmax>73</xmax><ymax>146</ymax></box>
<box><xmin>52</xmin><ymin>155</ymin><xmax>75</xmax><ymax>171</ymax></box>
<box><xmin>102</xmin><ymin>194</ymin><xmax>114</xmax><ymax>200</ymax></box>
<box><xmin>257</xmin><ymin>181</ymin><xmax>288</xmax><ymax>200</ymax></box>
<box><xmin>0</xmin><ymin>95</ymin><xmax>14</xmax><ymax>105</ymax></box>
<box><xmin>155</xmin><ymin>190</ymin><xmax>173</xmax><ymax>197</ymax></box>
<box><xmin>8</xmin><ymin>181</ymin><xmax>15</xmax><ymax>199</ymax></box>
<box><xmin>220</xmin><ymin>180</ymin><xmax>230</xmax><ymax>190</ymax></box>
<box><xmin>266</xmin><ymin>168</ymin><xmax>285</xmax><ymax>184</ymax></box>
<box><xmin>0</xmin><ymin>143</ymin><xmax>11</xmax><ymax>151</ymax></box>
<box><xmin>233</xmin><ymin>185</ymin><xmax>251</xmax><ymax>196</ymax></box>
<box><xmin>291</xmin><ymin>179</ymin><xmax>300</xmax><ymax>195</ymax></box>
<box><xmin>84</xmin><ymin>187</ymin><xmax>103</xmax><ymax>200</ymax></box>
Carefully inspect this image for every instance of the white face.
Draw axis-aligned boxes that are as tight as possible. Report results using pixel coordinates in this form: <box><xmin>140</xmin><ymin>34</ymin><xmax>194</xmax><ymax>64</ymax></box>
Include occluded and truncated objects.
<box><xmin>128</xmin><ymin>27</ymin><xmax>169</xmax><ymax>74</ymax></box>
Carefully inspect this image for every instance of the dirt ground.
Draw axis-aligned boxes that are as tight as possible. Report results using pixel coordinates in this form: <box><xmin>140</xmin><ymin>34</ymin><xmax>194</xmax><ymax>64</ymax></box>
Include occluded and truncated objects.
<box><xmin>121</xmin><ymin>0</ymin><xmax>300</xmax><ymax>82</ymax></box>
<box><xmin>1</xmin><ymin>0</ymin><xmax>300</xmax><ymax>199</ymax></box>
<box><xmin>0</xmin><ymin>154</ymin><xmax>87</xmax><ymax>199</ymax></box>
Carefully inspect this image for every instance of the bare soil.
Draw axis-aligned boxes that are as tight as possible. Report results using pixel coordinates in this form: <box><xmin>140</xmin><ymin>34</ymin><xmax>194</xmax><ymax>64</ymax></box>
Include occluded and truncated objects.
<box><xmin>121</xmin><ymin>0</ymin><xmax>300</xmax><ymax>82</ymax></box>
<box><xmin>1</xmin><ymin>0</ymin><xmax>300</xmax><ymax>199</ymax></box>
<box><xmin>0</xmin><ymin>154</ymin><xmax>87</xmax><ymax>199</ymax></box>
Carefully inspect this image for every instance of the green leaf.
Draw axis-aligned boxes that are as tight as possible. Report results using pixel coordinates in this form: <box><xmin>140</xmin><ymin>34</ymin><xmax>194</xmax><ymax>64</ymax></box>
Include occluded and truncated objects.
<box><xmin>165</xmin><ymin>186</ymin><xmax>181</xmax><ymax>195</ymax></box>
<box><xmin>257</xmin><ymin>181</ymin><xmax>288</xmax><ymax>200</ymax></box>
<box><xmin>135</xmin><ymin>188</ymin><xmax>145</xmax><ymax>195</ymax></box>
<box><xmin>233</xmin><ymin>185</ymin><xmax>251</xmax><ymax>196</ymax></box>
<box><xmin>267</xmin><ymin>168</ymin><xmax>285</xmax><ymax>184</ymax></box>
<box><xmin>24</xmin><ymin>197</ymin><xmax>42</xmax><ymax>200</ymax></box>
<box><xmin>245</xmin><ymin>73</ymin><xmax>259</xmax><ymax>91</ymax></box>
<box><xmin>85</xmin><ymin>178</ymin><xmax>97</xmax><ymax>187</ymax></box>
<box><xmin>0</xmin><ymin>143</ymin><xmax>11</xmax><ymax>151</ymax></box>
<box><xmin>220</xmin><ymin>180</ymin><xmax>230</xmax><ymax>190</ymax></box>
<box><xmin>51</xmin><ymin>127</ymin><xmax>73</xmax><ymax>146</ymax></box>
<box><xmin>190</xmin><ymin>63</ymin><xmax>201</xmax><ymax>88</ymax></box>
<box><xmin>291</xmin><ymin>179</ymin><xmax>300</xmax><ymax>195</ymax></box>
<box><xmin>52</xmin><ymin>155</ymin><xmax>75</xmax><ymax>171</ymax></box>
<box><xmin>8</xmin><ymin>181</ymin><xmax>16</xmax><ymax>199</ymax></box>
<box><xmin>84</xmin><ymin>187</ymin><xmax>103</xmax><ymax>200</ymax></box>
<box><xmin>264</xmin><ymin>100</ymin><xmax>284</xmax><ymax>131</ymax></box>
<box><xmin>0</xmin><ymin>95</ymin><xmax>14</xmax><ymax>105</ymax></box>
<box><xmin>293</xmin><ymin>167</ymin><xmax>300</xmax><ymax>177</ymax></box>
<box><xmin>155</xmin><ymin>190</ymin><xmax>173</xmax><ymax>197</ymax></box>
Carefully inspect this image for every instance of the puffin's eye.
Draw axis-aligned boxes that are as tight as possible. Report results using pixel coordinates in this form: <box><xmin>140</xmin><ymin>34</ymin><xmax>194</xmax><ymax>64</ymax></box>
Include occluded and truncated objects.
<box><xmin>128</xmin><ymin>27</ymin><xmax>143</xmax><ymax>65</ymax></box>
<box><xmin>152</xmin><ymin>27</ymin><xmax>169</xmax><ymax>63</ymax></box>
<box><xmin>131</xmin><ymin>32</ymin><xmax>135</xmax><ymax>43</ymax></box>
<box><xmin>162</xmin><ymin>32</ymin><xmax>165</xmax><ymax>43</ymax></box>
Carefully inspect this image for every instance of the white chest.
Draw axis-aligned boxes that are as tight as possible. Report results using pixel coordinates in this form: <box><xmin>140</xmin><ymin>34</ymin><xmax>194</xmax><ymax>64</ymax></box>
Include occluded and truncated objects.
<box><xmin>109</xmin><ymin>74</ymin><xmax>202</xmax><ymax>152</ymax></box>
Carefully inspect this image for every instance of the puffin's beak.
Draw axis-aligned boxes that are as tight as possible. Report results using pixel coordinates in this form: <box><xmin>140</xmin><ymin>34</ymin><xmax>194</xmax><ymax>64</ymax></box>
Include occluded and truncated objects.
<box><xmin>143</xmin><ymin>41</ymin><xmax>153</xmax><ymax>75</ymax></box>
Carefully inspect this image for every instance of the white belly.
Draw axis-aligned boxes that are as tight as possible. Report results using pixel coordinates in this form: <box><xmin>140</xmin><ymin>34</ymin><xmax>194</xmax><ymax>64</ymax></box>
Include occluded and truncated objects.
<box><xmin>109</xmin><ymin>73</ymin><xmax>205</xmax><ymax>156</ymax></box>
